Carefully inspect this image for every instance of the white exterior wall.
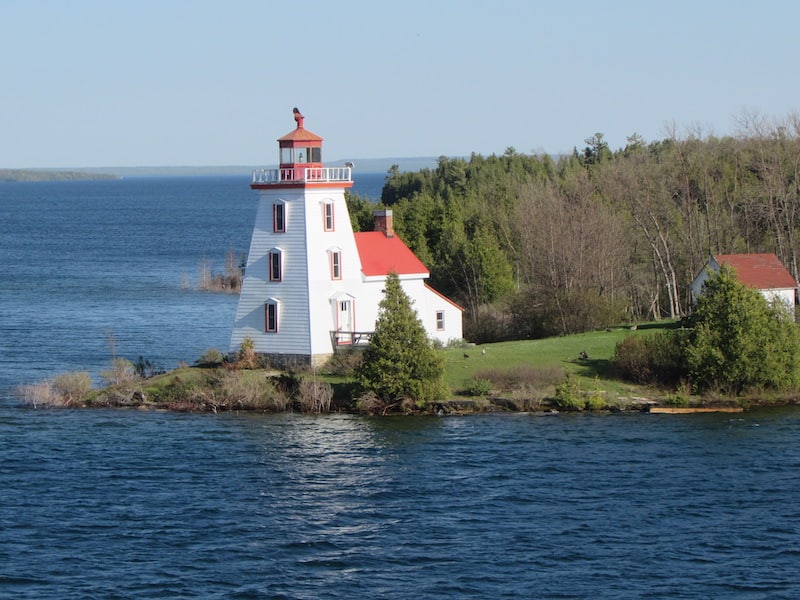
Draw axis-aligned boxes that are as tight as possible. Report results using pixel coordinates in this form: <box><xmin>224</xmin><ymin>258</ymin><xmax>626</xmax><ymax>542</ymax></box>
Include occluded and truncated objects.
<box><xmin>301</xmin><ymin>188</ymin><xmax>363</xmax><ymax>356</ymax></box>
<box><xmin>359</xmin><ymin>276</ymin><xmax>463</xmax><ymax>345</ymax></box>
<box><xmin>230</xmin><ymin>187</ymin><xmax>312</xmax><ymax>355</ymax></box>
<box><xmin>762</xmin><ymin>288</ymin><xmax>796</xmax><ymax>313</ymax></box>
<box><xmin>402</xmin><ymin>279</ymin><xmax>463</xmax><ymax>344</ymax></box>
<box><xmin>691</xmin><ymin>270</ymin><xmax>710</xmax><ymax>304</ymax></box>
<box><xmin>231</xmin><ymin>183</ymin><xmax>367</xmax><ymax>360</ymax></box>
<box><xmin>417</xmin><ymin>285</ymin><xmax>464</xmax><ymax>344</ymax></box>
<box><xmin>232</xmin><ymin>182</ymin><xmax>464</xmax><ymax>361</ymax></box>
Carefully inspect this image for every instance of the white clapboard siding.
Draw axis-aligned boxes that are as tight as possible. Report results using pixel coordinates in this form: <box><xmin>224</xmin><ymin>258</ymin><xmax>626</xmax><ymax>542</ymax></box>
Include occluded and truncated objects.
<box><xmin>232</xmin><ymin>171</ymin><xmax>464</xmax><ymax>362</ymax></box>
<box><xmin>302</xmin><ymin>189</ymin><xmax>364</xmax><ymax>355</ymax></box>
<box><xmin>231</xmin><ymin>188</ymin><xmax>312</xmax><ymax>355</ymax></box>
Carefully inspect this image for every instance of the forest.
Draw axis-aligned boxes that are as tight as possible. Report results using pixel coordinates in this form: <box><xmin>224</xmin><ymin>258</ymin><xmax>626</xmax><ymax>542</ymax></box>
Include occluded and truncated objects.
<box><xmin>345</xmin><ymin>112</ymin><xmax>800</xmax><ymax>344</ymax></box>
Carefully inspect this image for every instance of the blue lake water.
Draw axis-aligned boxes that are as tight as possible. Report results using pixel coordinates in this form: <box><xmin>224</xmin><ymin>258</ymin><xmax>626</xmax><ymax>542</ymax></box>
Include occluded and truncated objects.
<box><xmin>2</xmin><ymin>408</ymin><xmax>799</xmax><ymax>598</ymax></box>
<box><xmin>0</xmin><ymin>173</ymin><xmax>384</xmax><ymax>393</ymax></box>
<box><xmin>2</xmin><ymin>175</ymin><xmax>800</xmax><ymax>598</ymax></box>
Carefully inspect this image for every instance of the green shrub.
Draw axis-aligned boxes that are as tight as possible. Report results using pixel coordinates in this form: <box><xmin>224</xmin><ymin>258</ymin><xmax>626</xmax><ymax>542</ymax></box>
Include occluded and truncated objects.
<box><xmin>196</xmin><ymin>348</ymin><xmax>225</xmax><ymax>367</ymax></box>
<box><xmin>466</xmin><ymin>377</ymin><xmax>492</xmax><ymax>397</ymax></box>
<box><xmin>236</xmin><ymin>337</ymin><xmax>257</xmax><ymax>369</ymax></box>
<box><xmin>685</xmin><ymin>265</ymin><xmax>800</xmax><ymax>394</ymax></box>
<box><xmin>270</xmin><ymin>372</ymin><xmax>302</xmax><ymax>399</ymax></box>
<box><xmin>150</xmin><ymin>375</ymin><xmax>196</xmax><ymax>405</ymax></box>
<box><xmin>664</xmin><ymin>392</ymin><xmax>690</xmax><ymax>407</ymax></box>
<box><xmin>583</xmin><ymin>377</ymin><xmax>607</xmax><ymax>410</ymax></box>
<box><xmin>584</xmin><ymin>391</ymin><xmax>607</xmax><ymax>410</ymax></box>
<box><xmin>554</xmin><ymin>376</ymin><xmax>583</xmax><ymax>410</ymax></box>
<box><xmin>611</xmin><ymin>330</ymin><xmax>686</xmax><ymax>386</ymax></box>
<box><xmin>134</xmin><ymin>356</ymin><xmax>165</xmax><ymax>378</ymax></box>
<box><xmin>324</xmin><ymin>348</ymin><xmax>363</xmax><ymax>376</ymax></box>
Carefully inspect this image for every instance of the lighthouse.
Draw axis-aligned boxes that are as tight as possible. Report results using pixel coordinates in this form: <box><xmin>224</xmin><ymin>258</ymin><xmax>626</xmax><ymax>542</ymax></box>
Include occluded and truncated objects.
<box><xmin>230</xmin><ymin>108</ymin><xmax>361</xmax><ymax>367</ymax></box>
<box><xmin>230</xmin><ymin>109</ymin><xmax>463</xmax><ymax>367</ymax></box>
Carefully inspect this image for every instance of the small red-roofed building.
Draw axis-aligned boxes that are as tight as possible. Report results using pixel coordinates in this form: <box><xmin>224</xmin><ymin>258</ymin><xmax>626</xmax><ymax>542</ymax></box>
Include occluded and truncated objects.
<box><xmin>691</xmin><ymin>253</ymin><xmax>798</xmax><ymax>317</ymax></box>
<box><xmin>230</xmin><ymin>111</ymin><xmax>463</xmax><ymax>366</ymax></box>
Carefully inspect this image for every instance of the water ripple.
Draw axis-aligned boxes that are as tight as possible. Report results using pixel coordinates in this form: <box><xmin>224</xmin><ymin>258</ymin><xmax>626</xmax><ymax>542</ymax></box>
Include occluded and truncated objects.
<box><xmin>2</xmin><ymin>408</ymin><xmax>800</xmax><ymax>598</ymax></box>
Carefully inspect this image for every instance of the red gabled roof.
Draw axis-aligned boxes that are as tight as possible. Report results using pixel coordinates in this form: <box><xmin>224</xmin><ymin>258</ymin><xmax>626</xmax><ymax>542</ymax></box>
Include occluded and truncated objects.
<box><xmin>354</xmin><ymin>232</ymin><xmax>429</xmax><ymax>277</ymax></box>
<box><xmin>715</xmin><ymin>253</ymin><xmax>797</xmax><ymax>290</ymax></box>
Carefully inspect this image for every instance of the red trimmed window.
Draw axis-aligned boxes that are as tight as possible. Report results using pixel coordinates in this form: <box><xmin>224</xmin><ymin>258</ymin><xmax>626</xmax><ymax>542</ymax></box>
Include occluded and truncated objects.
<box><xmin>436</xmin><ymin>310</ymin><xmax>445</xmax><ymax>331</ymax></box>
<box><xmin>269</xmin><ymin>249</ymin><xmax>282</xmax><ymax>282</ymax></box>
<box><xmin>273</xmin><ymin>202</ymin><xmax>285</xmax><ymax>233</ymax></box>
<box><xmin>323</xmin><ymin>202</ymin><xmax>334</xmax><ymax>231</ymax></box>
<box><xmin>330</xmin><ymin>250</ymin><xmax>342</xmax><ymax>280</ymax></box>
<box><xmin>265</xmin><ymin>302</ymin><xmax>278</xmax><ymax>332</ymax></box>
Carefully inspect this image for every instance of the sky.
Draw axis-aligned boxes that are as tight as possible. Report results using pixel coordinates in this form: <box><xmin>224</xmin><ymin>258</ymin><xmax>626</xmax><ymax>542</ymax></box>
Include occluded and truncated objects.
<box><xmin>2</xmin><ymin>0</ymin><xmax>800</xmax><ymax>168</ymax></box>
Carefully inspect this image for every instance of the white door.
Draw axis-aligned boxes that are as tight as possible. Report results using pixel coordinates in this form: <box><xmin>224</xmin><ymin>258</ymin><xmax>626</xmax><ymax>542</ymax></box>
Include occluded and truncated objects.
<box><xmin>336</xmin><ymin>299</ymin><xmax>353</xmax><ymax>345</ymax></box>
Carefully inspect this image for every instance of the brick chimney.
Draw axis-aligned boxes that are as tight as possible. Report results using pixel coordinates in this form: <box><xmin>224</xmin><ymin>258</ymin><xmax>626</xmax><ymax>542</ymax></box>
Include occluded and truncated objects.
<box><xmin>374</xmin><ymin>209</ymin><xmax>394</xmax><ymax>237</ymax></box>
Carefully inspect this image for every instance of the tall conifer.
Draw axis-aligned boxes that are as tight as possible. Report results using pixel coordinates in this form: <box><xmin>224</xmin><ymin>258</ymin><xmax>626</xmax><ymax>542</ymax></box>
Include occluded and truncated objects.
<box><xmin>356</xmin><ymin>273</ymin><xmax>447</xmax><ymax>407</ymax></box>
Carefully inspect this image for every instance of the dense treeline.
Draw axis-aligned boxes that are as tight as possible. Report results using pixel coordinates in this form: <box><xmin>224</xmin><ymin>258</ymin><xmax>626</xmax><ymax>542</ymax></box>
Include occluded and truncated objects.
<box><xmin>347</xmin><ymin>113</ymin><xmax>800</xmax><ymax>343</ymax></box>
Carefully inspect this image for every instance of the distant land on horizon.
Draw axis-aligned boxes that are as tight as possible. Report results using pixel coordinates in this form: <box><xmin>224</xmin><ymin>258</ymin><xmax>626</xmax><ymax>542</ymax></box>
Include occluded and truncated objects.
<box><xmin>0</xmin><ymin>168</ymin><xmax>119</xmax><ymax>182</ymax></box>
<box><xmin>0</xmin><ymin>157</ymin><xmax>440</xmax><ymax>181</ymax></box>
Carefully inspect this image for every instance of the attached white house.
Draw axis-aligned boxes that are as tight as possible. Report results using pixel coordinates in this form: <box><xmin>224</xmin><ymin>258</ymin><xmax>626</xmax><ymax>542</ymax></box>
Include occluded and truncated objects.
<box><xmin>691</xmin><ymin>253</ymin><xmax>798</xmax><ymax>317</ymax></box>
<box><xmin>229</xmin><ymin>109</ymin><xmax>463</xmax><ymax>366</ymax></box>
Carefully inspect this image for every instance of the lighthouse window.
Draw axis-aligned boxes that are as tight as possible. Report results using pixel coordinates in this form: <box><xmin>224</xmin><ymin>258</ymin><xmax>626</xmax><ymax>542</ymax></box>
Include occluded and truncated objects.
<box><xmin>330</xmin><ymin>250</ymin><xmax>342</xmax><ymax>280</ymax></box>
<box><xmin>436</xmin><ymin>310</ymin><xmax>445</xmax><ymax>331</ymax></box>
<box><xmin>265</xmin><ymin>302</ymin><xmax>279</xmax><ymax>332</ymax></box>
<box><xmin>268</xmin><ymin>249</ymin><xmax>283</xmax><ymax>282</ymax></box>
<box><xmin>323</xmin><ymin>202</ymin><xmax>335</xmax><ymax>231</ymax></box>
<box><xmin>273</xmin><ymin>202</ymin><xmax>285</xmax><ymax>233</ymax></box>
<box><xmin>280</xmin><ymin>147</ymin><xmax>321</xmax><ymax>164</ymax></box>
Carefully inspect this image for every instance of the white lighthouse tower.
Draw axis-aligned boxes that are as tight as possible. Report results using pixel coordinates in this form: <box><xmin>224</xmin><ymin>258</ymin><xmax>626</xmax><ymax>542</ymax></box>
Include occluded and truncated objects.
<box><xmin>230</xmin><ymin>108</ymin><xmax>359</xmax><ymax>367</ymax></box>
<box><xmin>231</xmin><ymin>108</ymin><xmax>464</xmax><ymax>367</ymax></box>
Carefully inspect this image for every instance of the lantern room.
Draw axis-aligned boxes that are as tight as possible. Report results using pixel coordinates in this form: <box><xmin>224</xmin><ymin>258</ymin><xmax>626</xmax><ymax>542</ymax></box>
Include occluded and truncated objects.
<box><xmin>278</xmin><ymin>107</ymin><xmax>323</xmax><ymax>171</ymax></box>
<box><xmin>251</xmin><ymin>107</ymin><xmax>353</xmax><ymax>189</ymax></box>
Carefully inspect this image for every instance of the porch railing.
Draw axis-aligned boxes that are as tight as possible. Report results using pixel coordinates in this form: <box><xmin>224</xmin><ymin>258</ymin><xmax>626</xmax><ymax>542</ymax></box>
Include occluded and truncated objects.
<box><xmin>330</xmin><ymin>331</ymin><xmax>373</xmax><ymax>348</ymax></box>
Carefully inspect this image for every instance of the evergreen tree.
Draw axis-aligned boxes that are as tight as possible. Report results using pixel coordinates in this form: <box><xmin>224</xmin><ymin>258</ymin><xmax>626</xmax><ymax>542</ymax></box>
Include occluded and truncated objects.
<box><xmin>685</xmin><ymin>265</ymin><xmax>800</xmax><ymax>393</ymax></box>
<box><xmin>356</xmin><ymin>273</ymin><xmax>447</xmax><ymax>407</ymax></box>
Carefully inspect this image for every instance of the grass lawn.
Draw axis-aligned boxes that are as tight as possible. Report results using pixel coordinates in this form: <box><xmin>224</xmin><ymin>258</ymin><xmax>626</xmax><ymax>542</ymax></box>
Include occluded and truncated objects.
<box><xmin>90</xmin><ymin>322</ymin><xmax>674</xmax><ymax>411</ymax></box>
<box><xmin>443</xmin><ymin>322</ymin><xmax>674</xmax><ymax>398</ymax></box>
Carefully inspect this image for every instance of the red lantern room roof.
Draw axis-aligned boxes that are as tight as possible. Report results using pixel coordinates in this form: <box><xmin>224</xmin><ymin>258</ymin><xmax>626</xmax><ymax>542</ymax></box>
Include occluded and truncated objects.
<box><xmin>278</xmin><ymin>107</ymin><xmax>323</xmax><ymax>145</ymax></box>
<box><xmin>277</xmin><ymin>127</ymin><xmax>323</xmax><ymax>144</ymax></box>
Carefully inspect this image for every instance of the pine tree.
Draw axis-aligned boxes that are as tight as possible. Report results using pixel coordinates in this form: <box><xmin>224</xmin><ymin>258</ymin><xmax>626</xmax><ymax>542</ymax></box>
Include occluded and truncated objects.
<box><xmin>356</xmin><ymin>273</ymin><xmax>447</xmax><ymax>408</ymax></box>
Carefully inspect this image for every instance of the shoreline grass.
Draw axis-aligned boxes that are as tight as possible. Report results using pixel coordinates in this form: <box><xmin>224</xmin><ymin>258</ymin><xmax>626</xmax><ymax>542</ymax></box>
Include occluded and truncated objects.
<box><xmin>20</xmin><ymin>320</ymin><xmax>791</xmax><ymax>413</ymax></box>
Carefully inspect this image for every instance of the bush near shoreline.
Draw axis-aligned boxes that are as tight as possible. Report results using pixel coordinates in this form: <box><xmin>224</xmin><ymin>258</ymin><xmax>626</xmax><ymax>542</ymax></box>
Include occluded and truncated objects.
<box><xmin>18</xmin><ymin>320</ymin><xmax>794</xmax><ymax>414</ymax></box>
